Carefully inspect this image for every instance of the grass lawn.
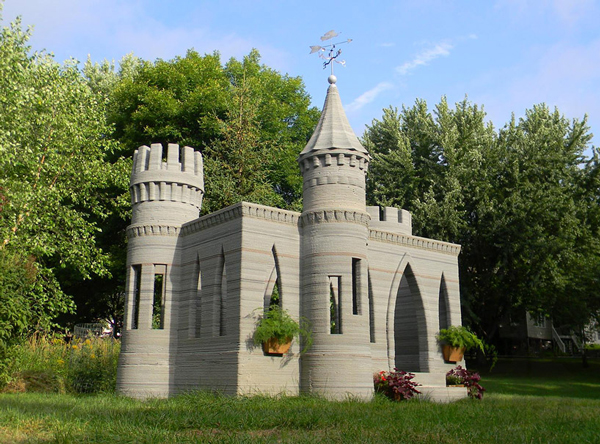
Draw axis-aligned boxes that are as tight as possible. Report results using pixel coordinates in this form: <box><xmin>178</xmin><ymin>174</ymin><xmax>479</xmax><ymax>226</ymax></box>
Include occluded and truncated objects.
<box><xmin>1</xmin><ymin>358</ymin><xmax>599</xmax><ymax>443</ymax></box>
<box><xmin>478</xmin><ymin>357</ymin><xmax>600</xmax><ymax>399</ymax></box>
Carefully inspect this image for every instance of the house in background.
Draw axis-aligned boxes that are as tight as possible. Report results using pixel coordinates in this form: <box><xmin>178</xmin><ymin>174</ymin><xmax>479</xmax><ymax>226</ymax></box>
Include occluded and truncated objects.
<box><xmin>499</xmin><ymin>312</ymin><xmax>600</xmax><ymax>355</ymax></box>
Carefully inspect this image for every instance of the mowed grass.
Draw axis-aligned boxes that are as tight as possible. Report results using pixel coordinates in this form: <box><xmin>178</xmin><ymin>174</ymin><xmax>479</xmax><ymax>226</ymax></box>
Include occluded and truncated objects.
<box><xmin>478</xmin><ymin>357</ymin><xmax>600</xmax><ymax>399</ymax></box>
<box><xmin>1</xmin><ymin>358</ymin><xmax>599</xmax><ymax>443</ymax></box>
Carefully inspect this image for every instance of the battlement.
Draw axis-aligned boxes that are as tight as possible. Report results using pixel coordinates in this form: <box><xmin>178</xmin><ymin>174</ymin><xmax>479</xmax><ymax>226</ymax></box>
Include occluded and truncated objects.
<box><xmin>131</xmin><ymin>143</ymin><xmax>204</xmax><ymax>189</ymax></box>
<box><xmin>130</xmin><ymin>143</ymin><xmax>204</xmax><ymax>208</ymax></box>
<box><xmin>366</xmin><ymin>206</ymin><xmax>412</xmax><ymax>235</ymax></box>
<box><xmin>299</xmin><ymin>152</ymin><xmax>369</xmax><ymax>174</ymax></box>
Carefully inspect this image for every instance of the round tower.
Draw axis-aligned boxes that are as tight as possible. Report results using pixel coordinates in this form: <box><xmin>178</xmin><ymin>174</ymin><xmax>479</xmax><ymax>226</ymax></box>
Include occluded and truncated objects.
<box><xmin>117</xmin><ymin>142</ymin><xmax>203</xmax><ymax>398</ymax></box>
<box><xmin>299</xmin><ymin>76</ymin><xmax>373</xmax><ymax>399</ymax></box>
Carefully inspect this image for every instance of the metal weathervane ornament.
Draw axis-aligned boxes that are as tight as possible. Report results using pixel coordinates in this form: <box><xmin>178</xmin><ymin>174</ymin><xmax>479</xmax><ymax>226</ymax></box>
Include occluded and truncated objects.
<box><xmin>310</xmin><ymin>30</ymin><xmax>352</xmax><ymax>75</ymax></box>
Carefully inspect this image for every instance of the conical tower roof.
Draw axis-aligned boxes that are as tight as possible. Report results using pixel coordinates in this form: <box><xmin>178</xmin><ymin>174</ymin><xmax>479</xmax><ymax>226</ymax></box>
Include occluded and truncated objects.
<box><xmin>298</xmin><ymin>76</ymin><xmax>369</xmax><ymax>162</ymax></box>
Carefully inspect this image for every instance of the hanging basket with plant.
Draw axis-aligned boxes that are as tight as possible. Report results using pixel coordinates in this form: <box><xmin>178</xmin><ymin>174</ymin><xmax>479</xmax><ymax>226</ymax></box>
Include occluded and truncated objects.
<box><xmin>253</xmin><ymin>305</ymin><xmax>312</xmax><ymax>355</ymax></box>
<box><xmin>436</xmin><ymin>325</ymin><xmax>484</xmax><ymax>363</ymax></box>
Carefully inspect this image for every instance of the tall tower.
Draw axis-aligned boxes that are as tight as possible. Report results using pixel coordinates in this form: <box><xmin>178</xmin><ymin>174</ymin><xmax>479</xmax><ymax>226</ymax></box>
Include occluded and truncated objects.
<box><xmin>117</xmin><ymin>143</ymin><xmax>204</xmax><ymax>398</ymax></box>
<box><xmin>299</xmin><ymin>76</ymin><xmax>373</xmax><ymax>399</ymax></box>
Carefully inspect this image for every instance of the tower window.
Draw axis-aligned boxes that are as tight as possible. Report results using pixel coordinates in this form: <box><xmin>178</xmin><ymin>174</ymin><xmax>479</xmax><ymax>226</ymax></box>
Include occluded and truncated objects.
<box><xmin>131</xmin><ymin>265</ymin><xmax>141</xmax><ymax>330</ymax></box>
<box><xmin>329</xmin><ymin>276</ymin><xmax>342</xmax><ymax>334</ymax></box>
<box><xmin>352</xmin><ymin>258</ymin><xmax>361</xmax><ymax>315</ymax></box>
<box><xmin>152</xmin><ymin>265</ymin><xmax>167</xmax><ymax>329</ymax></box>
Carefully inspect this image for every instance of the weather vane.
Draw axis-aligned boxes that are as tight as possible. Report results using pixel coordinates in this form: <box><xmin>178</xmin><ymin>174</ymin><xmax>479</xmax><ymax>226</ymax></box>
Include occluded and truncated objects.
<box><xmin>310</xmin><ymin>30</ymin><xmax>352</xmax><ymax>75</ymax></box>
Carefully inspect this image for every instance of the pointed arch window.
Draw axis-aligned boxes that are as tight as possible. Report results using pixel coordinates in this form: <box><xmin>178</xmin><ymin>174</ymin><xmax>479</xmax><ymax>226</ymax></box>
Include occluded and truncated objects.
<box><xmin>438</xmin><ymin>274</ymin><xmax>450</xmax><ymax>331</ymax></box>
<box><xmin>329</xmin><ymin>276</ymin><xmax>342</xmax><ymax>334</ymax></box>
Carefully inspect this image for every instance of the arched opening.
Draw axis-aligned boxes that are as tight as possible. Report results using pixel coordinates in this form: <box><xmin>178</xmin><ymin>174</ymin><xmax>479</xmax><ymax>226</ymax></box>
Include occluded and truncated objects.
<box><xmin>263</xmin><ymin>246</ymin><xmax>282</xmax><ymax>311</ymax></box>
<box><xmin>393</xmin><ymin>264</ymin><xmax>425</xmax><ymax>371</ymax></box>
<box><xmin>214</xmin><ymin>248</ymin><xmax>227</xmax><ymax>337</ymax></box>
<box><xmin>438</xmin><ymin>273</ymin><xmax>450</xmax><ymax>331</ymax></box>
<box><xmin>189</xmin><ymin>253</ymin><xmax>202</xmax><ymax>338</ymax></box>
<box><xmin>368</xmin><ymin>270</ymin><xmax>375</xmax><ymax>343</ymax></box>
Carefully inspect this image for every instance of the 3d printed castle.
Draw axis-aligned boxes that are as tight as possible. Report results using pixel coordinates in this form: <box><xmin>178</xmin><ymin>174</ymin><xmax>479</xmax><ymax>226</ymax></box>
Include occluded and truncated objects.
<box><xmin>117</xmin><ymin>76</ymin><xmax>466</xmax><ymax>401</ymax></box>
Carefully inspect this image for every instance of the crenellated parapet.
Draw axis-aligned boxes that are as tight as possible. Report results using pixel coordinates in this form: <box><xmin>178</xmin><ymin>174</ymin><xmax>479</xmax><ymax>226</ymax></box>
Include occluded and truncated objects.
<box><xmin>130</xmin><ymin>143</ymin><xmax>204</xmax><ymax>226</ymax></box>
<box><xmin>131</xmin><ymin>143</ymin><xmax>204</xmax><ymax>207</ymax></box>
<box><xmin>299</xmin><ymin>152</ymin><xmax>369</xmax><ymax>189</ymax></box>
<box><xmin>300</xmin><ymin>208</ymin><xmax>371</xmax><ymax>228</ymax></box>
<box><xmin>366</xmin><ymin>206</ymin><xmax>412</xmax><ymax>235</ymax></box>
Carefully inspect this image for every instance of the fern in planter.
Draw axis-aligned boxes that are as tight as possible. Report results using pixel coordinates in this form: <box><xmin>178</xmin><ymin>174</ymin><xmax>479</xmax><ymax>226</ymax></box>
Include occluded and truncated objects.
<box><xmin>253</xmin><ymin>305</ymin><xmax>312</xmax><ymax>354</ymax></box>
<box><xmin>436</xmin><ymin>325</ymin><xmax>484</xmax><ymax>352</ymax></box>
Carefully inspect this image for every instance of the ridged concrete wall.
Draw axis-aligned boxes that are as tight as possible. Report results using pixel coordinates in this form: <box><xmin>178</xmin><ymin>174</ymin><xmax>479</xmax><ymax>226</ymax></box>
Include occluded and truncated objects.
<box><xmin>117</xmin><ymin>81</ymin><xmax>467</xmax><ymax>402</ymax></box>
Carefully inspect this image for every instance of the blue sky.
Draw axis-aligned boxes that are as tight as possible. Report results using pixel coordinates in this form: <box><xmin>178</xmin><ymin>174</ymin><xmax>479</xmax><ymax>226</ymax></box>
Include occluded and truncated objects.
<box><xmin>3</xmin><ymin>0</ymin><xmax>599</xmax><ymax>148</ymax></box>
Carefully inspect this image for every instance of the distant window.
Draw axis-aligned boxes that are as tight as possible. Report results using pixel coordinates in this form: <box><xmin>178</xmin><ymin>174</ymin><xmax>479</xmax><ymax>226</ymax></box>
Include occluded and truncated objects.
<box><xmin>532</xmin><ymin>315</ymin><xmax>547</xmax><ymax>328</ymax></box>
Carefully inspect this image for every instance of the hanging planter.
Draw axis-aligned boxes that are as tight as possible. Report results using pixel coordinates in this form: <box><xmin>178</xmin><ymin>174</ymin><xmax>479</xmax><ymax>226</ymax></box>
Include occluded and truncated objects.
<box><xmin>262</xmin><ymin>337</ymin><xmax>292</xmax><ymax>355</ymax></box>
<box><xmin>442</xmin><ymin>345</ymin><xmax>466</xmax><ymax>363</ymax></box>
<box><xmin>436</xmin><ymin>326</ymin><xmax>484</xmax><ymax>363</ymax></box>
<box><xmin>253</xmin><ymin>305</ymin><xmax>312</xmax><ymax>356</ymax></box>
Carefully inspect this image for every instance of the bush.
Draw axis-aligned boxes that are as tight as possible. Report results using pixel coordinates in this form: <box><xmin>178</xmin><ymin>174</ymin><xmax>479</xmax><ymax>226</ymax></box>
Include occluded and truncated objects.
<box><xmin>374</xmin><ymin>369</ymin><xmax>421</xmax><ymax>401</ymax></box>
<box><xmin>1</xmin><ymin>334</ymin><xmax>120</xmax><ymax>394</ymax></box>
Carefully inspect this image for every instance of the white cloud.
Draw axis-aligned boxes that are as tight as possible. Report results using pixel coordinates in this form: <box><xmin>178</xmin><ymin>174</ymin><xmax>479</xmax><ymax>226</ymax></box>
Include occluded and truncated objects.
<box><xmin>396</xmin><ymin>42</ymin><xmax>453</xmax><ymax>75</ymax></box>
<box><xmin>346</xmin><ymin>82</ymin><xmax>394</xmax><ymax>112</ymax></box>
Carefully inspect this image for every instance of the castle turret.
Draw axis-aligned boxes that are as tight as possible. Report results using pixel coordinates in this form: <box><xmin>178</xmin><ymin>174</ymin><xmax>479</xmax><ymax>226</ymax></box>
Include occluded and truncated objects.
<box><xmin>299</xmin><ymin>76</ymin><xmax>373</xmax><ymax>399</ymax></box>
<box><xmin>117</xmin><ymin>143</ymin><xmax>204</xmax><ymax>398</ymax></box>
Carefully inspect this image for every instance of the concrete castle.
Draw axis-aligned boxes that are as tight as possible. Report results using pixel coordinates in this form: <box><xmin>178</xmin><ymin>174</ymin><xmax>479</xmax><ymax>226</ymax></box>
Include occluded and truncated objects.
<box><xmin>117</xmin><ymin>76</ymin><xmax>466</xmax><ymax>401</ymax></box>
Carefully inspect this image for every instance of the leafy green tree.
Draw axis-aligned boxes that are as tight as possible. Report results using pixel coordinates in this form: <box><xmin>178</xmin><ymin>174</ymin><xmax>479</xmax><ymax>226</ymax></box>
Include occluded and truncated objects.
<box><xmin>0</xmin><ymin>14</ymin><xmax>125</xmax><ymax>341</ymax></box>
<box><xmin>58</xmin><ymin>49</ymin><xmax>319</xmax><ymax>329</ymax></box>
<box><xmin>108</xmin><ymin>49</ymin><xmax>319</xmax><ymax>212</ymax></box>
<box><xmin>364</xmin><ymin>98</ymin><xmax>600</xmax><ymax>346</ymax></box>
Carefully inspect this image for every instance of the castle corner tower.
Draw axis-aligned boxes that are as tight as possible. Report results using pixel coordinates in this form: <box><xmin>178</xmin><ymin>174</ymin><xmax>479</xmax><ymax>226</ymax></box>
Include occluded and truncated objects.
<box><xmin>117</xmin><ymin>143</ymin><xmax>204</xmax><ymax>398</ymax></box>
<box><xmin>298</xmin><ymin>76</ymin><xmax>373</xmax><ymax>399</ymax></box>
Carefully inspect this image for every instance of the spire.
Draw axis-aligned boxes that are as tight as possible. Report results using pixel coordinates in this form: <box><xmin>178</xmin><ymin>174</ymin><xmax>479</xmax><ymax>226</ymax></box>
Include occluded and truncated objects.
<box><xmin>298</xmin><ymin>75</ymin><xmax>369</xmax><ymax>162</ymax></box>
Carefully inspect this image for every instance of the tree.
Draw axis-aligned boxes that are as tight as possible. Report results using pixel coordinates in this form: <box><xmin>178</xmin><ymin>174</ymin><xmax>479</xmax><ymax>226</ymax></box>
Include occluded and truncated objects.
<box><xmin>0</xmin><ymin>14</ymin><xmax>125</xmax><ymax>342</ymax></box>
<box><xmin>108</xmin><ymin>49</ymin><xmax>319</xmax><ymax>212</ymax></box>
<box><xmin>364</xmin><ymin>98</ymin><xmax>600</xmax><ymax>348</ymax></box>
<box><xmin>56</xmin><ymin>49</ymin><xmax>319</xmax><ymax>330</ymax></box>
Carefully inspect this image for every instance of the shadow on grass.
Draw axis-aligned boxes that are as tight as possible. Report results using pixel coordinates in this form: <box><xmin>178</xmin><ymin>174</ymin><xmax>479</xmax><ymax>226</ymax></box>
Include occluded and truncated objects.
<box><xmin>475</xmin><ymin>357</ymin><xmax>600</xmax><ymax>399</ymax></box>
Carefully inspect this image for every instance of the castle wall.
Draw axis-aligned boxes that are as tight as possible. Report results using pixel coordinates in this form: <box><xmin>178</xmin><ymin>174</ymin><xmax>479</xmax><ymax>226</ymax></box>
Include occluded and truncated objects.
<box><xmin>366</xmin><ymin>227</ymin><xmax>462</xmax><ymax>386</ymax></box>
<box><xmin>172</xmin><ymin>203</ymin><xmax>302</xmax><ymax>395</ymax></box>
<box><xmin>236</xmin><ymin>205</ymin><xmax>301</xmax><ymax>395</ymax></box>
<box><xmin>118</xmin><ymin>80</ymin><xmax>467</xmax><ymax>402</ymax></box>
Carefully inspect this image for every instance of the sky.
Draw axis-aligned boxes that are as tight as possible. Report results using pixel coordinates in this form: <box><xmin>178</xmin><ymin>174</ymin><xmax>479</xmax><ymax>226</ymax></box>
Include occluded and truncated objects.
<box><xmin>2</xmin><ymin>0</ymin><xmax>599</xmax><ymax>148</ymax></box>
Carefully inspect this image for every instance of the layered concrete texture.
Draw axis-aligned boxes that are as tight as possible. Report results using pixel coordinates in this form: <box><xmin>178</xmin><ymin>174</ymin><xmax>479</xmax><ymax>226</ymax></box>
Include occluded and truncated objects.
<box><xmin>117</xmin><ymin>77</ymin><xmax>467</xmax><ymax>402</ymax></box>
